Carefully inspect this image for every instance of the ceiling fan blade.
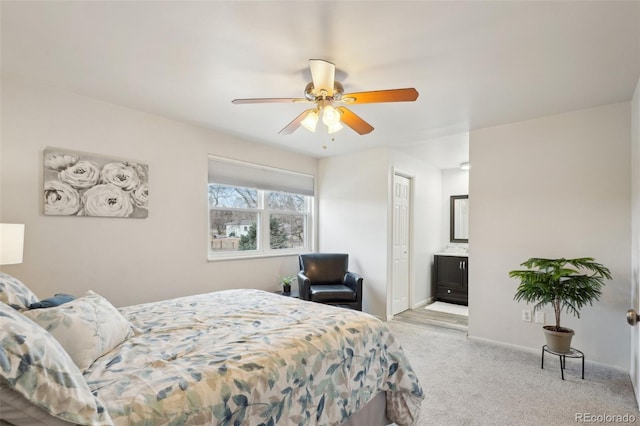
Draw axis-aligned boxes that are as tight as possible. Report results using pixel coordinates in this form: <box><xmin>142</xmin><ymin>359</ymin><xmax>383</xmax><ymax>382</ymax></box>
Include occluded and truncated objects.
<box><xmin>278</xmin><ymin>109</ymin><xmax>315</xmax><ymax>135</ymax></box>
<box><xmin>336</xmin><ymin>107</ymin><xmax>374</xmax><ymax>135</ymax></box>
<box><xmin>232</xmin><ymin>98</ymin><xmax>309</xmax><ymax>104</ymax></box>
<box><xmin>309</xmin><ymin>59</ymin><xmax>335</xmax><ymax>96</ymax></box>
<box><xmin>341</xmin><ymin>88</ymin><xmax>419</xmax><ymax>104</ymax></box>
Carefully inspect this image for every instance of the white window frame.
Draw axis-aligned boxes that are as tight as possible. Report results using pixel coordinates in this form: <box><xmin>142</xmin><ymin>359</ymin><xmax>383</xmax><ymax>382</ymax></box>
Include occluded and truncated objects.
<box><xmin>207</xmin><ymin>156</ymin><xmax>314</xmax><ymax>260</ymax></box>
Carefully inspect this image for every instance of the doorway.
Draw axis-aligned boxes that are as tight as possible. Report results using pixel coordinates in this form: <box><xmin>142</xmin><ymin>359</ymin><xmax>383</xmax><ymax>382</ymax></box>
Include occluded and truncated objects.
<box><xmin>391</xmin><ymin>173</ymin><xmax>411</xmax><ymax>316</ymax></box>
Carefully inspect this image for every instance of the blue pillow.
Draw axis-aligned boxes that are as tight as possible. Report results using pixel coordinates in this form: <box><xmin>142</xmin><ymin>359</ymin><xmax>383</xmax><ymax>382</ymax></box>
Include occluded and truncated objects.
<box><xmin>28</xmin><ymin>294</ymin><xmax>75</xmax><ymax>309</ymax></box>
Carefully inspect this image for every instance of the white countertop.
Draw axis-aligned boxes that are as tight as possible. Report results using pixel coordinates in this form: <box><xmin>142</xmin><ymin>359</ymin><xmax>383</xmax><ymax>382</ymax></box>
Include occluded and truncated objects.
<box><xmin>434</xmin><ymin>252</ymin><xmax>468</xmax><ymax>257</ymax></box>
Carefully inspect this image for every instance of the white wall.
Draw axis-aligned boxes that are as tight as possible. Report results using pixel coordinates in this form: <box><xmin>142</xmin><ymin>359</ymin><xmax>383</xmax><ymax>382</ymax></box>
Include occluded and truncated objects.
<box><xmin>440</xmin><ymin>168</ymin><xmax>469</xmax><ymax>250</ymax></box>
<box><xmin>469</xmin><ymin>103</ymin><xmax>631</xmax><ymax>368</ymax></box>
<box><xmin>317</xmin><ymin>148</ymin><xmax>390</xmax><ymax>317</ymax></box>
<box><xmin>0</xmin><ymin>75</ymin><xmax>317</xmax><ymax>307</ymax></box>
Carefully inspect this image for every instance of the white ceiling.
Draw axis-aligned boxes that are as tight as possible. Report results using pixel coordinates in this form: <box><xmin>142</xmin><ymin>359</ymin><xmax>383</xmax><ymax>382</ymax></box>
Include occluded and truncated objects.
<box><xmin>1</xmin><ymin>1</ymin><xmax>639</xmax><ymax>167</ymax></box>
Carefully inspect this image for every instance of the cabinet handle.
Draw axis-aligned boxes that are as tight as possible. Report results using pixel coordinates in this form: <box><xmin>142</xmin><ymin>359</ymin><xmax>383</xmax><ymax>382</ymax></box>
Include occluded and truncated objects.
<box><xmin>447</xmin><ymin>289</ymin><xmax>451</xmax><ymax>294</ymax></box>
<box><xmin>459</xmin><ymin>261</ymin><xmax>462</xmax><ymax>270</ymax></box>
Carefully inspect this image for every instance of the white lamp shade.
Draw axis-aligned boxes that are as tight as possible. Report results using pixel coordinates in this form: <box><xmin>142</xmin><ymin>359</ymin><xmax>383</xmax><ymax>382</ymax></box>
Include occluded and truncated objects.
<box><xmin>326</xmin><ymin>121</ymin><xmax>343</xmax><ymax>134</ymax></box>
<box><xmin>322</xmin><ymin>105</ymin><xmax>340</xmax><ymax>126</ymax></box>
<box><xmin>301</xmin><ymin>110</ymin><xmax>319</xmax><ymax>132</ymax></box>
<box><xmin>0</xmin><ymin>224</ymin><xmax>25</xmax><ymax>265</ymax></box>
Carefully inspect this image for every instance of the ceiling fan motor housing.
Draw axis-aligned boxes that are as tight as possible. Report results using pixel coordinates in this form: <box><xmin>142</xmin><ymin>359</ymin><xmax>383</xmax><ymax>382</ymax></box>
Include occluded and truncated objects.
<box><xmin>304</xmin><ymin>82</ymin><xmax>344</xmax><ymax>102</ymax></box>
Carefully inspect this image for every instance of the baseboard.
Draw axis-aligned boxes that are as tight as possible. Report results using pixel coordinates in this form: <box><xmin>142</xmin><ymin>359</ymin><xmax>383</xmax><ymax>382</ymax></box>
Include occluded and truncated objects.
<box><xmin>386</xmin><ymin>298</ymin><xmax>432</xmax><ymax>321</ymax></box>
<box><xmin>466</xmin><ymin>334</ymin><xmax>540</xmax><ymax>355</ymax></box>
<box><xmin>412</xmin><ymin>297</ymin><xmax>432</xmax><ymax>310</ymax></box>
<box><xmin>466</xmin><ymin>334</ymin><xmax>629</xmax><ymax>374</ymax></box>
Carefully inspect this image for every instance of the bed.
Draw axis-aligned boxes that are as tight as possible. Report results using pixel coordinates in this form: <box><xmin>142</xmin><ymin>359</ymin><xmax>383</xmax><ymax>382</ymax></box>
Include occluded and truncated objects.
<box><xmin>0</xmin><ymin>272</ymin><xmax>424</xmax><ymax>425</ymax></box>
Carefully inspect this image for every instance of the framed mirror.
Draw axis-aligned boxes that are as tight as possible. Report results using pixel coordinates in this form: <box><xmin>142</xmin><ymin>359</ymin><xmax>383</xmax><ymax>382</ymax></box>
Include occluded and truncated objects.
<box><xmin>450</xmin><ymin>195</ymin><xmax>469</xmax><ymax>243</ymax></box>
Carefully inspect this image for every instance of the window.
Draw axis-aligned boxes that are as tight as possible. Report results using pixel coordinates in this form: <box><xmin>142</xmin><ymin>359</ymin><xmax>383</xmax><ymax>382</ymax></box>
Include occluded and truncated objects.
<box><xmin>208</xmin><ymin>156</ymin><xmax>314</xmax><ymax>259</ymax></box>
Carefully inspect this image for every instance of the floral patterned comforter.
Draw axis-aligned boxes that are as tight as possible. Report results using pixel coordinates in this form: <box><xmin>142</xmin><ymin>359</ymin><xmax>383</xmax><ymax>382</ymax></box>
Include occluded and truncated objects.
<box><xmin>84</xmin><ymin>290</ymin><xmax>423</xmax><ymax>425</ymax></box>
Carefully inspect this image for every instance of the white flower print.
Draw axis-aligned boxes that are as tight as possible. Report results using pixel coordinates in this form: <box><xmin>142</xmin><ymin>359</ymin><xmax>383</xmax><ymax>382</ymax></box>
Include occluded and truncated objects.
<box><xmin>43</xmin><ymin>148</ymin><xmax>149</xmax><ymax>218</ymax></box>
<box><xmin>44</xmin><ymin>153</ymin><xmax>79</xmax><ymax>171</ymax></box>
<box><xmin>44</xmin><ymin>180</ymin><xmax>81</xmax><ymax>215</ymax></box>
<box><xmin>132</xmin><ymin>183</ymin><xmax>149</xmax><ymax>209</ymax></box>
<box><xmin>101</xmin><ymin>162</ymin><xmax>141</xmax><ymax>192</ymax></box>
<box><xmin>80</xmin><ymin>184</ymin><xmax>134</xmax><ymax>217</ymax></box>
<box><xmin>59</xmin><ymin>160</ymin><xmax>101</xmax><ymax>190</ymax></box>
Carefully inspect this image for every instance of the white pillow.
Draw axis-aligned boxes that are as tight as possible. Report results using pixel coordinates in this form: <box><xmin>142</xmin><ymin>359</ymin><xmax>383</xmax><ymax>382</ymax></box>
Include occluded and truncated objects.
<box><xmin>0</xmin><ymin>272</ymin><xmax>39</xmax><ymax>310</ymax></box>
<box><xmin>23</xmin><ymin>290</ymin><xmax>133</xmax><ymax>371</ymax></box>
<box><xmin>0</xmin><ymin>302</ymin><xmax>112</xmax><ymax>425</ymax></box>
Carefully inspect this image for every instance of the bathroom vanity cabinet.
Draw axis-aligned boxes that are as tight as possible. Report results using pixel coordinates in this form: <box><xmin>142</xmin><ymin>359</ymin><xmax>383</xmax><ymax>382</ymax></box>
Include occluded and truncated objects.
<box><xmin>435</xmin><ymin>254</ymin><xmax>468</xmax><ymax>306</ymax></box>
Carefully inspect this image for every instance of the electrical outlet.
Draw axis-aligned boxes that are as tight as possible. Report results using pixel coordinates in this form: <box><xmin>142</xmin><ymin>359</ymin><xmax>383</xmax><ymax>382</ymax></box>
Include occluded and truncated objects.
<box><xmin>522</xmin><ymin>310</ymin><xmax>532</xmax><ymax>322</ymax></box>
<box><xmin>535</xmin><ymin>311</ymin><xmax>545</xmax><ymax>324</ymax></box>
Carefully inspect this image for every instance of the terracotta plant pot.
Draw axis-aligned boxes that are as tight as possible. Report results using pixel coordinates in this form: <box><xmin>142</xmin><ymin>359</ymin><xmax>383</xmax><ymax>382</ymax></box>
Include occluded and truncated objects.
<box><xmin>543</xmin><ymin>326</ymin><xmax>574</xmax><ymax>354</ymax></box>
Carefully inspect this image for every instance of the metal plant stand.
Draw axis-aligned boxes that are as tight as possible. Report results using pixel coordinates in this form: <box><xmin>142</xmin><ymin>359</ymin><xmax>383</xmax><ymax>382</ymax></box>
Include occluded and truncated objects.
<box><xmin>541</xmin><ymin>345</ymin><xmax>584</xmax><ymax>380</ymax></box>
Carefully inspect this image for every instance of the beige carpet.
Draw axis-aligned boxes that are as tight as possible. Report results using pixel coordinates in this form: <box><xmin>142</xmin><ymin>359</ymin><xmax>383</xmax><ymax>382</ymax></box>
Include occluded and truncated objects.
<box><xmin>388</xmin><ymin>320</ymin><xmax>638</xmax><ymax>426</ymax></box>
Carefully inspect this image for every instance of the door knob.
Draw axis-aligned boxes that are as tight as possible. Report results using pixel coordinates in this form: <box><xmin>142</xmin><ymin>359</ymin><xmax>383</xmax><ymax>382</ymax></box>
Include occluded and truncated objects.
<box><xmin>627</xmin><ymin>309</ymin><xmax>640</xmax><ymax>326</ymax></box>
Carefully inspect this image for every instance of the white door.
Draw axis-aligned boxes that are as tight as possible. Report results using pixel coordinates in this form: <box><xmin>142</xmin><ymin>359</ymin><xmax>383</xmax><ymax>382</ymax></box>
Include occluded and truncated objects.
<box><xmin>392</xmin><ymin>174</ymin><xmax>411</xmax><ymax>315</ymax></box>
<box><xmin>629</xmin><ymin>304</ymin><xmax>640</xmax><ymax>408</ymax></box>
<box><xmin>629</xmin><ymin>252</ymin><xmax>639</xmax><ymax>409</ymax></box>
<box><xmin>631</xmin><ymin>98</ymin><xmax>639</xmax><ymax>409</ymax></box>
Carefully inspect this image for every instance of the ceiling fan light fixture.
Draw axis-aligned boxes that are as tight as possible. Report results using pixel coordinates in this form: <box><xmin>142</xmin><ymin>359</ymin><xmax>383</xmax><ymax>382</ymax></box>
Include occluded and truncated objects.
<box><xmin>322</xmin><ymin>104</ymin><xmax>340</xmax><ymax>126</ymax></box>
<box><xmin>326</xmin><ymin>121</ymin><xmax>343</xmax><ymax>134</ymax></box>
<box><xmin>301</xmin><ymin>110</ymin><xmax>319</xmax><ymax>132</ymax></box>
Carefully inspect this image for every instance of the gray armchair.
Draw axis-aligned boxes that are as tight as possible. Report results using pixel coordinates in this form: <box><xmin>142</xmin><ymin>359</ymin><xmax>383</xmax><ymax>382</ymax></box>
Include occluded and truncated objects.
<box><xmin>297</xmin><ymin>253</ymin><xmax>363</xmax><ymax>311</ymax></box>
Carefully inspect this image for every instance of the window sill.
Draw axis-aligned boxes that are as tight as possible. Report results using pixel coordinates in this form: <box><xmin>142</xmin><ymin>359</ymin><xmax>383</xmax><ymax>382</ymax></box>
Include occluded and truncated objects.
<box><xmin>207</xmin><ymin>251</ymin><xmax>309</xmax><ymax>262</ymax></box>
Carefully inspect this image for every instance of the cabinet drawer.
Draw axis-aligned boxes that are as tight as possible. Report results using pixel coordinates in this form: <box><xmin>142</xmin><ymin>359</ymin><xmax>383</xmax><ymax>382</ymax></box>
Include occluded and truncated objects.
<box><xmin>436</xmin><ymin>286</ymin><xmax>469</xmax><ymax>303</ymax></box>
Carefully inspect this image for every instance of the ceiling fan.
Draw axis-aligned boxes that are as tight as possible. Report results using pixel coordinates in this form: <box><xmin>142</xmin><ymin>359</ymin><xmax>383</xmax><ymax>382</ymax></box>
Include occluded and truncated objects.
<box><xmin>232</xmin><ymin>59</ymin><xmax>419</xmax><ymax>136</ymax></box>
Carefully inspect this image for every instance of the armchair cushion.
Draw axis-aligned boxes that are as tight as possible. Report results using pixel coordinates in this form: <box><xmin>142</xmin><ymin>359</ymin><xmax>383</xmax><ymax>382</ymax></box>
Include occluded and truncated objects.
<box><xmin>310</xmin><ymin>284</ymin><xmax>357</xmax><ymax>303</ymax></box>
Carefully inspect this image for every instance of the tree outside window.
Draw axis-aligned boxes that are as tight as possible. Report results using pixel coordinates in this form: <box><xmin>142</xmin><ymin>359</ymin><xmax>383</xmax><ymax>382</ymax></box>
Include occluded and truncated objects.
<box><xmin>208</xmin><ymin>183</ymin><xmax>311</xmax><ymax>257</ymax></box>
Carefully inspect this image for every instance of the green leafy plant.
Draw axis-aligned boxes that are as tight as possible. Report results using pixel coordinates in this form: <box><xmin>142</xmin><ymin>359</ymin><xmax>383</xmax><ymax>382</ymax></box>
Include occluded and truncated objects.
<box><xmin>509</xmin><ymin>257</ymin><xmax>611</xmax><ymax>331</ymax></box>
<box><xmin>280</xmin><ymin>275</ymin><xmax>294</xmax><ymax>292</ymax></box>
<box><xmin>281</xmin><ymin>275</ymin><xmax>295</xmax><ymax>285</ymax></box>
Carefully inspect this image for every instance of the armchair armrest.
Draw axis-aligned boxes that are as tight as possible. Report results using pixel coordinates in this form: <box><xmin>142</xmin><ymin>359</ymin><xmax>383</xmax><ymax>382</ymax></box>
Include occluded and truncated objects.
<box><xmin>297</xmin><ymin>271</ymin><xmax>312</xmax><ymax>301</ymax></box>
<box><xmin>344</xmin><ymin>272</ymin><xmax>363</xmax><ymax>304</ymax></box>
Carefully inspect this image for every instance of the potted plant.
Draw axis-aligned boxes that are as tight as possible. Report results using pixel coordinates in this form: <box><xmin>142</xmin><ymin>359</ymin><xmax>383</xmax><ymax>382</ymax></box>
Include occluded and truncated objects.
<box><xmin>281</xmin><ymin>275</ymin><xmax>294</xmax><ymax>294</ymax></box>
<box><xmin>509</xmin><ymin>257</ymin><xmax>611</xmax><ymax>354</ymax></box>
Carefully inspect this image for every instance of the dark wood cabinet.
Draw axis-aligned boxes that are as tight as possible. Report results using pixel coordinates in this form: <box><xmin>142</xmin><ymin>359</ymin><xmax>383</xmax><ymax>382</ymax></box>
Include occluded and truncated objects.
<box><xmin>435</xmin><ymin>255</ymin><xmax>468</xmax><ymax>305</ymax></box>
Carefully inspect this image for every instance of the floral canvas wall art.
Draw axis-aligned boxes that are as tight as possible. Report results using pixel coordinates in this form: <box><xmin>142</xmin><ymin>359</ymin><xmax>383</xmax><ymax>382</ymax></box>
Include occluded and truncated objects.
<box><xmin>43</xmin><ymin>148</ymin><xmax>149</xmax><ymax>218</ymax></box>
